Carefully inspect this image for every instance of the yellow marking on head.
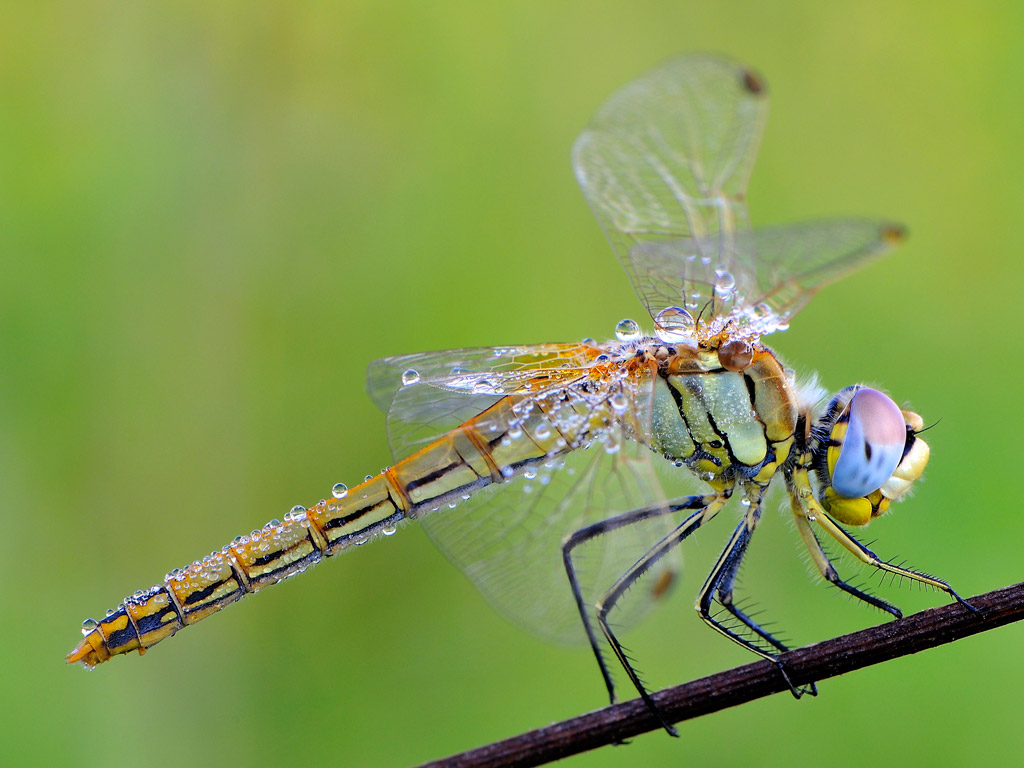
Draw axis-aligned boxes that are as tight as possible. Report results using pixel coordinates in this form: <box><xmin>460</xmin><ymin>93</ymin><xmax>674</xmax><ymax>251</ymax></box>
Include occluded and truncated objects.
<box><xmin>882</xmin><ymin>433</ymin><xmax>930</xmax><ymax>500</ymax></box>
<box><xmin>822</xmin><ymin>487</ymin><xmax>872</xmax><ymax>526</ymax></box>
<box><xmin>826</xmin><ymin>419</ymin><xmax>849</xmax><ymax>480</ymax></box>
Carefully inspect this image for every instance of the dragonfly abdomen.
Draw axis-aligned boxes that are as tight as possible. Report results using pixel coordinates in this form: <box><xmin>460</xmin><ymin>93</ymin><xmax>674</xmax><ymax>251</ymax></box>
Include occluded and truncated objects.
<box><xmin>67</xmin><ymin>393</ymin><xmax>577</xmax><ymax>668</ymax></box>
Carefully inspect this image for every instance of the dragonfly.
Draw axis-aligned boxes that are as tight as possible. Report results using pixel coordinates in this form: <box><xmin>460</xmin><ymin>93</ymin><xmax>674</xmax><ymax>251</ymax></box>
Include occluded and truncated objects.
<box><xmin>68</xmin><ymin>54</ymin><xmax>970</xmax><ymax>734</ymax></box>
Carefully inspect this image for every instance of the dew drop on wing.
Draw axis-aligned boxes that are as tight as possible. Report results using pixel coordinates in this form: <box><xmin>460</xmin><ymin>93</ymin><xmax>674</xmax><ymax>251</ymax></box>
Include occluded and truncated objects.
<box><xmin>332</xmin><ymin>483</ymin><xmax>348</xmax><ymax>499</ymax></box>
<box><xmin>401</xmin><ymin>369</ymin><xmax>420</xmax><ymax>386</ymax></box>
<box><xmin>714</xmin><ymin>268</ymin><xmax>736</xmax><ymax>299</ymax></box>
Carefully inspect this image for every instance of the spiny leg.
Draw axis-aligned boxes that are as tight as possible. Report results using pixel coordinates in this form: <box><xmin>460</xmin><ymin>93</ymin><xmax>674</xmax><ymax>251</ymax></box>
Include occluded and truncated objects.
<box><xmin>563</xmin><ymin>493</ymin><xmax>728</xmax><ymax>735</ymax></box>
<box><xmin>696</xmin><ymin>498</ymin><xmax>815</xmax><ymax>698</ymax></box>
<box><xmin>714</xmin><ymin>498</ymin><xmax>792</xmax><ymax>655</ymax></box>
<box><xmin>792</xmin><ymin>510</ymin><xmax>902</xmax><ymax>618</ymax></box>
<box><xmin>789</xmin><ymin>465</ymin><xmax>973</xmax><ymax>611</ymax></box>
<box><xmin>812</xmin><ymin>511</ymin><xmax>975</xmax><ymax>611</ymax></box>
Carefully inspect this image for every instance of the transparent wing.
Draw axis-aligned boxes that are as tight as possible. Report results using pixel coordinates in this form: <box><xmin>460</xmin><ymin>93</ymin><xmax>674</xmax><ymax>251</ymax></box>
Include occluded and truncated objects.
<box><xmin>744</xmin><ymin>219</ymin><xmax>906</xmax><ymax>321</ymax></box>
<box><xmin>416</xmin><ymin>377</ymin><xmax>702</xmax><ymax>645</ymax></box>
<box><xmin>572</xmin><ymin>54</ymin><xmax>769</xmax><ymax>325</ymax></box>
<box><xmin>367</xmin><ymin>343</ymin><xmax>607</xmax><ymax>457</ymax></box>
<box><xmin>623</xmin><ymin>219</ymin><xmax>906</xmax><ymax>337</ymax></box>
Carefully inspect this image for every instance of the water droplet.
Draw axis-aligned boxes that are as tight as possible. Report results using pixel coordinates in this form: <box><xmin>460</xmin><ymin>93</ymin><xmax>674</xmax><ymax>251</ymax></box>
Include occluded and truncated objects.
<box><xmin>472</xmin><ymin>378</ymin><xmax>498</xmax><ymax>394</ymax></box>
<box><xmin>289</xmin><ymin>505</ymin><xmax>306</xmax><ymax>521</ymax></box>
<box><xmin>364</xmin><ymin>474</ymin><xmax>373</xmax><ymax>482</ymax></box>
<box><xmin>382</xmin><ymin>524</ymin><xmax>397</xmax><ymax>536</ymax></box>
<box><xmin>401</xmin><ymin>369</ymin><xmax>420</xmax><ymax>386</ymax></box>
<box><xmin>534</xmin><ymin>423</ymin><xmax>551</xmax><ymax>440</ymax></box>
<box><xmin>81</xmin><ymin>618</ymin><xmax>99</xmax><ymax>635</ymax></box>
<box><xmin>524</xmin><ymin>467</ymin><xmax>538</xmax><ymax>480</ymax></box>
<box><xmin>610</xmin><ymin>392</ymin><xmax>629</xmax><ymax>412</ymax></box>
<box><xmin>654</xmin><ymin>306</ymin><xmax>695</xmax><ymax>343</ymax></box>
<box><xmin>332</xmin><ymin>483</ymin><xmax>348</xmax><ymax>499</ymax></box>
<box><xmin>614</xmin><ymin>318</ymin><xmax>642</xmax><ymax>342</ymax></box>
<box><xmin>740</xmin><ymin>497</ymin><xmax>752</xmax><ymax>507</ymax></box>
<box><xmin>508</xmin><ymin>423</ymin><xmax>523</xmax><ymax>439</ymax></box>
<box><xmin>714</xmin><ymin>268</ymin><xmax>736</xmax><ymax>299</ymax></box>
<box><xmin>501</xmin><ymin>466</ymin><xmax>514</xmax><ymax>479</ymax></box>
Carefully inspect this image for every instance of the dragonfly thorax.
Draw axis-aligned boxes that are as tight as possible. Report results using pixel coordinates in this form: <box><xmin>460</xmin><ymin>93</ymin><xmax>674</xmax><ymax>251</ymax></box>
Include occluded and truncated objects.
<box><xmin>649</xmin><ymin>341</ymin><xmax>797</xmax><ymax>492</ymax></box>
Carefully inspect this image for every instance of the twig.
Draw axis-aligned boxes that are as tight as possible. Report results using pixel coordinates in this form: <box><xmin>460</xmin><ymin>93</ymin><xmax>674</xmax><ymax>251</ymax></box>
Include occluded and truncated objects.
<box><xmin>417</xmin><ymin>582</ymin><xmax>1024</xmax><ymax>768</ymax></box>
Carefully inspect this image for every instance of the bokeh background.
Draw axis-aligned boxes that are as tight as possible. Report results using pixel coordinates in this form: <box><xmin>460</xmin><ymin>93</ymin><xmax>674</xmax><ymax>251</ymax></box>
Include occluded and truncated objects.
<box><xmin>3</xmin><ymin>2</ymin><xmax>1022</xmax><ymax>766</ymax></box>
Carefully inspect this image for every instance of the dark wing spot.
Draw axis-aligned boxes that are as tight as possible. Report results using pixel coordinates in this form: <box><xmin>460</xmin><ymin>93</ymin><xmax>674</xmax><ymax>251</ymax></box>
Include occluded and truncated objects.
<box><xmin>742</xmin><ymin>68</ymin><xmax>765</xmax><ymax>94</ymax></box>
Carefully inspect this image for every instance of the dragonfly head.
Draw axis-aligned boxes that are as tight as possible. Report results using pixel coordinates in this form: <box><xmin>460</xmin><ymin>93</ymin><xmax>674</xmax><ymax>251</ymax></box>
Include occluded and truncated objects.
<box><xmin>815</xmin><ymin>386</ymin><xmax>930</xmax><ymax>526</ymax></box>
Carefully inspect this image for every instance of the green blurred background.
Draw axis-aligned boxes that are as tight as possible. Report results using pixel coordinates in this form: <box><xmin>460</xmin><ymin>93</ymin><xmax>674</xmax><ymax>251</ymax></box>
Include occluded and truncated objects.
<box><xmin>3</xmin><ymin>2</ymin><xmax>1022</xmax><ymax>766</ymax></box>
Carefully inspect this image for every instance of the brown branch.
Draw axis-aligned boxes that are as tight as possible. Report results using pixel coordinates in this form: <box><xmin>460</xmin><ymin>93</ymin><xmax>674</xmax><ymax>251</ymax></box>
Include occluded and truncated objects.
<box><xmin>416</xmin><ymin>582</ymin><xmax>1024</xmax><ymax>768</ymax></box>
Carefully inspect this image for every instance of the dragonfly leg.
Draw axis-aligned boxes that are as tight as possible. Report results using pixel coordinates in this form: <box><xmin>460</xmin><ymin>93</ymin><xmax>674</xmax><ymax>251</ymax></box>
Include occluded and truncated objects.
<box><xmin>563</xmin><ymin>493</ymin><xmax>729</xmax><ymax>735</ymax></box>
<box><xmin>696</xmin><ymin>494</ymin><xmax>816</xmax><ymax>698</ymax></box>
<box><xmin>714</xmin><ymin>515</ymin><xmax>792</xmax><ymax>654</ymax></box>
<box><xmin>789</xmin><ymin>465</ymin><xmax>974</xmax><ymax>611</ymax></box>
<box><xmin>792</xmin><ymin>510</ymin><xmax>902</xmax><ymax>618</ymax></box>
<box><xmin>813</xmin><ymin>510</ymin><xmax>975</xmax><ymax>611</ymax></box>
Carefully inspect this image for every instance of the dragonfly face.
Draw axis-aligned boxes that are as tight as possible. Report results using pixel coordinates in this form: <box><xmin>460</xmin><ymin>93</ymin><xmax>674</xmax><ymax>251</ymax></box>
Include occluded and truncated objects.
<box><xmin>69</xmin><ymin>53</ymin><xmax>969</xmax><ymax>736</ymax></box>
<box><xmin>810</xmin><ymin>385</ymin><xmax>931</xmax><ymax>526</ymax></box>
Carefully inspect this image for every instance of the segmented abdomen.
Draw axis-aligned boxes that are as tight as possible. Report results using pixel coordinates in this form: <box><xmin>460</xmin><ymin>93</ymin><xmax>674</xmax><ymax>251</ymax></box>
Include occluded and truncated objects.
<box><xmin>67</xmin><ymin>389</ymin><xmax>600</xmax><ymax>667</ymax></box>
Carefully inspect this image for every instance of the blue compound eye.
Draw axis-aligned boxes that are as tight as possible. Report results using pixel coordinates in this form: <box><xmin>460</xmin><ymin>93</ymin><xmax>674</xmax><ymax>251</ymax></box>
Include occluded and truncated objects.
<box><xmin>831</xmin><ymin>388</ymin><xmax>906</xmax><ymax>499</ymax></box>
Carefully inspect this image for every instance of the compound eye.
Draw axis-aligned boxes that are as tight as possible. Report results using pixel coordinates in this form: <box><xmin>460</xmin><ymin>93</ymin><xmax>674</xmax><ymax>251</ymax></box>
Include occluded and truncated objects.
<box><xmin>831</xmin><ymin>388</ymin><xmax>906</xmax><ymax>499</ymax></box>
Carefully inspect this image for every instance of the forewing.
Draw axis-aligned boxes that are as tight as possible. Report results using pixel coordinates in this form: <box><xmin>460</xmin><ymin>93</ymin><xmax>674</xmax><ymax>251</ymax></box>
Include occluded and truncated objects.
<box><xmin>745</xmin><ymin>219</ymin><xmax>906</xmax><ymax>321</ymax></box>
<box><xmin>572</xmin><ymin>54</ymin><xmax>769</xmax><ymax>324</ymax></box>
<box><xmin>367</xmin><ymin>343</ymin><xmax>606</xmax><ymax>460</ymax></box>
<box><xmin>616</xmin><ymin>219</ymin><xmax>907</xmax><ymax>338</ymax></box>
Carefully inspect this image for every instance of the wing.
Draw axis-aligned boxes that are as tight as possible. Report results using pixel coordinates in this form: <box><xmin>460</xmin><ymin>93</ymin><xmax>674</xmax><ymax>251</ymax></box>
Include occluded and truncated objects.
<box><xmin>622</xmin><ymin>219</ymin><xmax>906</xmax><ymax>338</ymax></box>
<box><xmin>573</xmin><ymin>54</ymin><xmax>906</xmax><ymax>339</ymax></box>
<box><xmin>572</xmin><ymin>54</ymin><xmax>769</xmax><ymax>327</ymax></box>
<box><xmin>366</xmin><ymin>343</ymin><xmax>607</xmax><ymax>457</ymax></box>
<box><xmin>373</xmin><ymin>347</ymin><xmax>707</xmax><ymax>644</ymax></box>
<box><xmin>743</xmin><ymin>219</ymin><xmax>906</xmax><ymax>322</ymax></box>
<box><xmin>420</xmin><ymin>433</ymin><xmax>696</xmax><ymax>645</ymax></box>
